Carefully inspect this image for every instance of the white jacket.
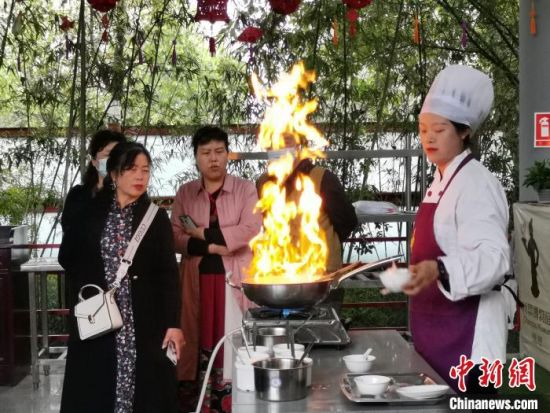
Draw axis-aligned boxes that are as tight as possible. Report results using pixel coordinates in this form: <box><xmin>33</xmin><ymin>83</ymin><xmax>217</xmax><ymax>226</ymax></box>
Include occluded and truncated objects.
<box><xmin>423</xmin><ymin>149</ymin><xmax>510</xmax><ymax>363</ymax></box>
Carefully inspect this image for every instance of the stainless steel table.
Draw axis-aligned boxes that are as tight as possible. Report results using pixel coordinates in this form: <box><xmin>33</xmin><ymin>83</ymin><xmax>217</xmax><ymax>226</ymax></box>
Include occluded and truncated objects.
<box><xmin>19</xmin><ymin>257</ymin><xmax>65</xmax><ymax>390</ymax></box>
<box><xmin>232</xmin><ymin>330</ymin><xmax>454</xmax><ymax>412</ymax></box>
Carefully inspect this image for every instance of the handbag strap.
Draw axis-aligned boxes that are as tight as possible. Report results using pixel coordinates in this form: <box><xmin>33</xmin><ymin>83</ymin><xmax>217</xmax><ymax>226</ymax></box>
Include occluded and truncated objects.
<box><xmin>112</xmin><ymin>203</ymin><xmax>159</xmax><ymax>288</ymax></box>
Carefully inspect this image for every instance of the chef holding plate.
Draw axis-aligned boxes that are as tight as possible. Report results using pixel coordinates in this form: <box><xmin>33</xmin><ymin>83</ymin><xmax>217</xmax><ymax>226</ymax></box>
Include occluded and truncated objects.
<box><xmin>401</xmin><ymin>65</ymin><xmax>511</xmax><ymax>394</ymax></box>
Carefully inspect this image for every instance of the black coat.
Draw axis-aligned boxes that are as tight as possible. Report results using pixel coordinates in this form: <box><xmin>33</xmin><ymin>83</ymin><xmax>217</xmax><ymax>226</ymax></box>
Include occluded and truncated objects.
<box><xmin>59</xmin><ymin>192</ymin><xmax>181</xmax><ymax>413</ymax></box>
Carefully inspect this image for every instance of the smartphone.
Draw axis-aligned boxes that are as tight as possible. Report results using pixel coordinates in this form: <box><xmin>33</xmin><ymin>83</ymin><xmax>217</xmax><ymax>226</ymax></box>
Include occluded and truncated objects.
<box><xmin>179</xmin><ymin>214</ymin><xmax>197</xmax><ymax>230</ymax></box>
<box><xmin>166</xmin><ymin>342</ymin><xmax>177</xmax><ymax>366</ymax></box>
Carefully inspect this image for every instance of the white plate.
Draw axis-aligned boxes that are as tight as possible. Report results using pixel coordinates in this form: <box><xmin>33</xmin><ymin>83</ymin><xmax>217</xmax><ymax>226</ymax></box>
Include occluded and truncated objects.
<box><xmin>395</xmin><ymin>384</ymin><xmax>450</xmax><ymax>399</ymax></box>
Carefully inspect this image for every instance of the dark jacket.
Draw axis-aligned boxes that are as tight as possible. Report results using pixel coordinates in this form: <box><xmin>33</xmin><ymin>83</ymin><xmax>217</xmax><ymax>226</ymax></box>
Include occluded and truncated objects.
<box><xmin>61</xmin><ymin>184</ymin><xmax>95</xmax><ymax>233</ymax></box>
<box><xmin>257</xmin><ymin>159</ymin><xmax>358</xmax><ymax>244</ymax></box>
<box><xmin>59</xmin><ymin>192</ymin><xmax>181</xmax><ymax>413</ymax></box>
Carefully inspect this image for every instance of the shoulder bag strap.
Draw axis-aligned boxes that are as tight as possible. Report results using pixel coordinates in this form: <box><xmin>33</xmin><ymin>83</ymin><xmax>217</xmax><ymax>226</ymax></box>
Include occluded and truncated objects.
<box><xmin>112</xmin><ymin>203</ymin><xmax>159</xmax><ymax>288</ymax></box>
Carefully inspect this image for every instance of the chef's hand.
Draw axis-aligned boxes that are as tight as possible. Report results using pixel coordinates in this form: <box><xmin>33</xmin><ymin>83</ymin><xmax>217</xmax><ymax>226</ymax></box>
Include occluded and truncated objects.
<box><xmin>208</xmin><ymin>244</ymin><xmax>232</xmax><ymax>256</ymax></box>
<box><xmin>162</xmin><ymin>328</ymin><xmax>185</xmax><ymax>360</ymax></box>
<box><xmin>403</xmin><ymin>260</ymin><xmax>439</xmax><ymax>296</ymax></box>
<box><xmin>183</xmin><ymin>226</ymin><xmax>205</xmax><ymax>240</ymax></box>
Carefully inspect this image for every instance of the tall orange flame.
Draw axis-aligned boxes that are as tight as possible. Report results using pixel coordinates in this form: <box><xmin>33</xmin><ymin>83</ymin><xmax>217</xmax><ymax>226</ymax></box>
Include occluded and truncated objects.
<box><xmin>247</xmin><ymin>62</ymin><xmax>330</xmax><ymax>284</ymax></box>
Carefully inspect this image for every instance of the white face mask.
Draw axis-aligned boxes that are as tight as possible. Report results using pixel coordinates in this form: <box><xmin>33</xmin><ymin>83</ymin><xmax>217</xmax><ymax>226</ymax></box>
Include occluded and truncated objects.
<box><xmin>96</xmin><ymin>158</ymin><xmax>108</xmax><ymax>178</ymax></box>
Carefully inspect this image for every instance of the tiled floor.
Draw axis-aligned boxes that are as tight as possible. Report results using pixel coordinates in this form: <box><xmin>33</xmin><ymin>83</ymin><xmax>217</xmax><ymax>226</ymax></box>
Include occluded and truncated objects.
<box><xmin>0</xmin><ymin>365</ymin><xmax>63</xmax><ymax>413</ymax></box>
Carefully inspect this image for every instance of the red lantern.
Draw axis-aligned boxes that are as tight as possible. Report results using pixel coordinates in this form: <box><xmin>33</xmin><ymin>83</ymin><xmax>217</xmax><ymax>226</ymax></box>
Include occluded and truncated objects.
<box><xmin>237</xmin><ymin>27</ymin><xmax>263</xmax><ymax>43</ymax></box>
<box><xmin>268</xmin><ymin>0</ymin><xmax>301</xmax><ymax>15</ymax></box>
<box><xmin>342</xmin><ymin>0</ymin><xmax>373</xmax><ymax>38</ymax></box>
<box><xmin>87</xmin><ymin>0</ymin><xmax>119</xmax><ymax>13</ymax></box>
<box><xmin>342</xmin><ymin>0</ymin><xmax>372</xmax><ymax>9</ymax></box>
<box><xmin>195</xmin><ymin>1</ymin><xmax>230</xmax><ymax>57</ymax></box>
<box><xmin>238</xmin><ymin>27</ymin><xmax>263</xmax><ymax>64</ymax></box>
<box><xmin>195</xmin><ymin>0</ymin><xmax>229</xmax><ymax>23</ymax></box>
<box><xmin>59</xmin><ymin>16</ymin><xmax>74</xmax><ymax>32</ymax></box>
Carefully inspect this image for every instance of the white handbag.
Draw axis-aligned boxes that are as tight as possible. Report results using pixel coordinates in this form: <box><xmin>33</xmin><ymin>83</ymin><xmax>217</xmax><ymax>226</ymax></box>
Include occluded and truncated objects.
<box><xmin>74</xmin><ymin>203</ymin><xmax>158</xmax><ymax>340</ymax></box>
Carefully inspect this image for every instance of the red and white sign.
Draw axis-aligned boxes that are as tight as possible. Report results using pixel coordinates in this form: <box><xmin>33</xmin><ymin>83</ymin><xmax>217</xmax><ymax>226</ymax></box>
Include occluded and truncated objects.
<box><xmin>534</xmin><ymin>112</ymin><xmax>550</xmax><ymax>147</ymax></box>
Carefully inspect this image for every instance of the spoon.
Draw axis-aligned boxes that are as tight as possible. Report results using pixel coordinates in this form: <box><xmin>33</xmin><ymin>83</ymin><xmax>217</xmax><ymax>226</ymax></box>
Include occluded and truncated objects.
<box><xmin>297</xmin><ymin>341</ymin><xmax>315</xmax><ymax>366</ymax></box>
<box><xmin>240</xmin><ymin>326</ymin><xmax>252</xmax><ymax>358</ymax></box>
<box><xmin>363</xmin><ymin>347</ymin><xmax>373</xmax><ymax>360</ymax></box>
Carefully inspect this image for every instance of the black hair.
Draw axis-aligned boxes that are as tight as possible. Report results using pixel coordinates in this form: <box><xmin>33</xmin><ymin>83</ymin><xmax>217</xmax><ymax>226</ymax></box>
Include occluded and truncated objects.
<box><xmin>103</xmin><ymin>142</ymin><xmax>152</xmax><ymax>193</ymax></box>
<box><xmin>450</xmin><ymin>121</ymin><xmax>471</xmax><ymax>148</ymax></box>
<box><xmin>191</xmin><ymin>126</ymin><xmax>229</xmax><ymax>155</ymax></box>
<box><xmin>82</xmin><ymin>130</ymin><xmax>127</xmax><ymax>188</ymax></box>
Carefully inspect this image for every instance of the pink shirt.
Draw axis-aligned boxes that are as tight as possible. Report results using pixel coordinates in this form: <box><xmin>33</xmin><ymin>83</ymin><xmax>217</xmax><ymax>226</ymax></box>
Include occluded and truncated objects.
<box><xmin>171</xmin><ymin>174</ymin><xmax>262</xmax><ymax>380</ymax></box>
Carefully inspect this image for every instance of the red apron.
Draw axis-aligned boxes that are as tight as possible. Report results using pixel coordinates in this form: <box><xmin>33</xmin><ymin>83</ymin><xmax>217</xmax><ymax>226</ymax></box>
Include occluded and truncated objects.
<box><xmin>410</xmin><ymin>154</ymin><xmax>479</xmax><ymax>392</ymax></box>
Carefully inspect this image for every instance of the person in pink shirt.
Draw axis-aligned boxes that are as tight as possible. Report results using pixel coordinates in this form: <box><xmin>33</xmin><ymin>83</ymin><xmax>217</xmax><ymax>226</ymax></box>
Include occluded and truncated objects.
<box><xmin>171</xmin><ymin>126</ymin><xmax>261</xmax><ymax>413</ymax></box>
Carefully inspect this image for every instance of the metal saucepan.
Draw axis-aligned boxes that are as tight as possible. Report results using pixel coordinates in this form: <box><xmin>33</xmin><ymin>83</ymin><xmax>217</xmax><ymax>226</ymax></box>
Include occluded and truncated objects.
<box><xmin>253</xmin><ymin>357</ymin><xmax>312</xmax><ymax>401</ymax></box>
<box><xmin>226</xmin><ymin>255</ymin><xmax>402</xmax><ymax>308</ymax></box>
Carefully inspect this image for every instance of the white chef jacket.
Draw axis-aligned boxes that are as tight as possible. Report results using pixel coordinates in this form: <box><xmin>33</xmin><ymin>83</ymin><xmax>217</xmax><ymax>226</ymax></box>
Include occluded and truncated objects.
<box><xmin>422</xmin><ymin>149</ymin><xmax>510</xmax><ymax>363</ymax></box>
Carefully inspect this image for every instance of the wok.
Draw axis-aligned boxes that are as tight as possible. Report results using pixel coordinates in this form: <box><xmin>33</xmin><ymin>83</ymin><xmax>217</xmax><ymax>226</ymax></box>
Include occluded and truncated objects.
<box><xmin>226</xmin><ymin>255</ymin><xmax>402</xmax><ymax>308</ymax></box>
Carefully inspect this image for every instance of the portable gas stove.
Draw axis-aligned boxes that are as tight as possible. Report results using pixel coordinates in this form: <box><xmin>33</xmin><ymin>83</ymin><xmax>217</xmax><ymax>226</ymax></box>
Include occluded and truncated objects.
<box><xmin>242</xmin><ymin>305</ymin><xmax>351</xmax><ymax>347</ymax></box>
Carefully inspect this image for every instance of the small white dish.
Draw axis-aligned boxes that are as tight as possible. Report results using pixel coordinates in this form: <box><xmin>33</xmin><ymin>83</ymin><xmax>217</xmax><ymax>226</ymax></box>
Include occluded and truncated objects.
<box><xmin>354</xmin><ymin>375</ymin><xmax>391</xmax><ymax>396</ymax></box>
<box><xmin>396</xmin><ymin>384</ymin><xmax>450</xmax><ymax>399</ymax></box>
<box><xmin>379</xmin><ymin>264</ymin><xmax>411</xmax><ymax>293</ymax></box>
<box><xmin>273</xmin><ymin>343</ymin><xmax>305</xmax><ymax>356</ymax></box>
<box><xmin>343</xmin><ymin>354</ymin><xmax>375</xmax><ymax>373</ymax></box>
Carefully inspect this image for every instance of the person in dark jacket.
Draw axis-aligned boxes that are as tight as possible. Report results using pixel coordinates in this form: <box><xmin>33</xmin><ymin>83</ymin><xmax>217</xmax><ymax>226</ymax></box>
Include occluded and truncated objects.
<box><xmin>61</xmin><ymin>129</ymin><xmax>126</xmax><ymax>234</ymax></box>
<box><xmin>256</xmin><ymin>135</ymin><xmax>358</xmax><ymax>311</ymax></box>
<box><xmin>59</xmin><ymin>142</ymin><xmax>184</xmax><ymax>413</ymax></box>
<box><xmin>60</xmin><ymin>130</ymin><xmax>126</xmax><ymax>311</ymax></box>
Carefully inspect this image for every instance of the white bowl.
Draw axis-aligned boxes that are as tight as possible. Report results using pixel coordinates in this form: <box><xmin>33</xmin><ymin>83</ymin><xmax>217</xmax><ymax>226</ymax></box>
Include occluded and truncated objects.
<box><xmin>342</xmin><ymin>354</ymin><xmax>375</xmax><ymax>373</ymax></box>
<box><xmin>354</xmin><ymin>375</ymin><xmax>391</xmax><ymax>396</ymax></box>
<box><xmin>276</xmin><ymin>349</ymin><xmax>305</xmax><ymax>360</ymax></box>
<box><xmin>237</xmin><ymin>349</ymin><xmax>270</xmax><ymax>364</ymax></box>
<box><xmin>273</xmin><ymin>343</ymin><xmax>305</xmax><ymax>356</ymax></box>
<box><xmin>238</xmin><ymin>345</ymin><xmax>270</xmax><ymax>355</ymax></box>
<box><xmin>379</xmin><ymin>266</ymin><xmax>411</xmax><ymax>293</ymax></box>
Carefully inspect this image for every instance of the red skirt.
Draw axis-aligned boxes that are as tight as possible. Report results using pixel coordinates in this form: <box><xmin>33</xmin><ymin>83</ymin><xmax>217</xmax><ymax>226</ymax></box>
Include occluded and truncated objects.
<box><xmin>200</xmin><ymin>274</ymin><xmax>226</xmax><ymax>369</ymax></box>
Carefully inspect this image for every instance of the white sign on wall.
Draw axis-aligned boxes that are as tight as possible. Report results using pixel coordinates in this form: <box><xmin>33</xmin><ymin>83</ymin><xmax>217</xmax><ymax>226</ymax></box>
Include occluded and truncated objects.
<box><xmin>514</xmin><ymin>203</ymin><xmax>550</xmax><ymax>371</ymax></box>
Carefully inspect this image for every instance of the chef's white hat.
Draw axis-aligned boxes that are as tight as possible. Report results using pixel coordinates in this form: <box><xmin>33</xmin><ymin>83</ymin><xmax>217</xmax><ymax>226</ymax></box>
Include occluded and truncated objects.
<box><xmin>420</xmin><ymin>64</ymin><xmax>494</xmax><ymax>134</ymax></box>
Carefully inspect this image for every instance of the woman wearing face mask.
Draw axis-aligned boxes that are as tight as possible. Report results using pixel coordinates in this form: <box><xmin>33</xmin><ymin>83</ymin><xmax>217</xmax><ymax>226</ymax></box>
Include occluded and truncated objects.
<box><xmin>59</xmin><ymin>142</ymin><xmax>184</xmax><ymax>413</ymax></box>
<box><xmin>403</xmin><ymin>65</ymin><xmax>510</xmax><ymax>394</ymax></box>
<box><xmin>61</xmin><ymin>129</ymin><xmax>126</xmax><ymax>234</ymax></box>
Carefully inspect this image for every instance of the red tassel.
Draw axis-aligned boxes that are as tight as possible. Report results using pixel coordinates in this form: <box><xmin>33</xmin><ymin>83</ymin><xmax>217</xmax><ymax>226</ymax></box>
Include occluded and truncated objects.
<box><xmin>101</xmin><ymin>14</ymin><xmax>110</xmax><ymax>29</ymax></box>
<box><xmin>171</xmin><ymin>39</ymin><xmax>177</xmax><ymax>65</ymax></box>
<box><xmin>346</xmin><ymin>8</ymin><xmax>358</xmax><ymax>38</ymax></box>
<box><xmin>530</xmin><ymin>0</ymin><xmax>537</xmax><ymax>36</ymax></box>
<box><xmin>209</xmin><ymin>37</ymin><xmax>216</xmax><ymax>57</ymax></box>
<box><xmin>413</xmin><ymin>15</ymin><xmax>420</xmax><ymax>44</ymax></box>
<box><xmin>17</xmin><ymin>53</ymin><xmax>20</xmax><ymax>71</ymax></box>
<box><xmin>101</xmin><ymin>14</ymin><xmax>109</xmax><ymax>43</ymax></box>
<box><xmin>332</xmin><ymin>20</ymin><xmax>339</xmax><ymax>47</ymax></box>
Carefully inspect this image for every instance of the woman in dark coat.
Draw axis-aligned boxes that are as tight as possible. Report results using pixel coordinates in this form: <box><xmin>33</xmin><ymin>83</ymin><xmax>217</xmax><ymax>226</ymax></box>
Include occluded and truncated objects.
<box><xmin>59</xmin><ymin>142</ymin><xmax>184</xmax><ymax>413</ymax></box>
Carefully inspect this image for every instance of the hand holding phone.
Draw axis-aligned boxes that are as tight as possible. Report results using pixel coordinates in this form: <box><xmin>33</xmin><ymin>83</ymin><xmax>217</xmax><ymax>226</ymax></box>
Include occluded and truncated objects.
<box><xmin>166</xmin><ymin>342</ymin><xmax>177</xmax><ymax>366</ymax></box>
<box><xmin>179</xmin><ymin>214</ymin><xmax>197</xmax><ymax>230</ymax></box>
